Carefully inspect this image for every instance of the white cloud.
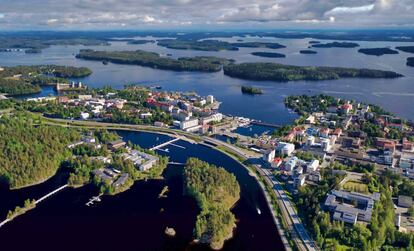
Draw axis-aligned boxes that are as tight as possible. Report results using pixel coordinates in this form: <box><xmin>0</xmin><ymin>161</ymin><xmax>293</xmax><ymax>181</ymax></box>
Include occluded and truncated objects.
<box><xmin>325</xmin><ymin>4</ymin><xmax>375</xmax><ymax>15</ymax></box>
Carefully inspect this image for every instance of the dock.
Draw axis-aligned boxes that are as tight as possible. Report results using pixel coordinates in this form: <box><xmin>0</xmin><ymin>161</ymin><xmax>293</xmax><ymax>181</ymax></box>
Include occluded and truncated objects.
<box><xmin>86</xmin><ymin>195</ymin><xmax>102</xmax><ymax>206</ymax></box>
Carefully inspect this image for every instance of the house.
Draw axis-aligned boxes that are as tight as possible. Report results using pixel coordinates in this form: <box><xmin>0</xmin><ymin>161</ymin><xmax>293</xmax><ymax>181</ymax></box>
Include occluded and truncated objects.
<box><xmin>307</xmin><ymin>159</ymin><xmax>320</xmax><ymax>172</ymax></box>
<box><xmin>305</xmin><ymin>115</ymin><xmax>316</xmax><ymax>124</ymax></box>
<box><xmin>403</xmin><ymin>138</ymin><xmax>414</xmax><ymax>152</ymax></box>
<box><xmin>122</xmin><ymin>150</ymin><xmax>159</xmax><ymax>171</ymax></box>
<box><xmin>109</xmin><ymin>139</ymin><xmax>126</xmax><ymax>150</ymax></box>
<box><xmin>398</xmin><ymin>195</ymin><xmax>413</xmax><ymax>208</ymax></box>
<box><xmin>319</xmin><ymin>128</ymin><xmax>330</xmax><ymax>138</ymax></box>
<box><xmin>376</xmin><ymin>138</ymin><xmax>396</xmax><ymax>151</ymax></box>
<box><xmin>333</xmin><ymin>128</ymin><xmax>342</xmax><ymax>137</ymax></box>
<box><xmin>180</xmin><ymin>118</ymin><xmax>199</xmax><ymax>130</ymax></box>
<box><xmin>80</xmin><ymin>112</ymin><xmax>90</xmax><ymax>120</ymax></box>
<box><xmin>341</xmin><ymin>104</ymin><xmax>353</xmax><ymax>114</ymax></box>
<box><xmin>294</xmin><ymin>174</ymin><xmax>306</xmax><ymax>188</ymax></box>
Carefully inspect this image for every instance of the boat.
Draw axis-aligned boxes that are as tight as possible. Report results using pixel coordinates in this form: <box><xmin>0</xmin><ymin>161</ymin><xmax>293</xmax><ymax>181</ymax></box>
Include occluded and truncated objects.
<box><xmin>155</xmin><ymin>86</ymin><xmax>162</xmax><ymax>89</ymax></box>
<box><xmin>102</xmin><ymin>60</ymin><xmax>109</xmax><ymax>65</ymax></box>
<box><xmin>257</xmin><ymin>207</ymin><xmax>261</xmax><ymax>215</ymax></box>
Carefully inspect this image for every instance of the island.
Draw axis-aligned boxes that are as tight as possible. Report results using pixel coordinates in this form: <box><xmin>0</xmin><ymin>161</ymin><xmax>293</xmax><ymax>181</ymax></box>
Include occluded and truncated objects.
<box><xmin>241</xmin><ymin>85</ymin><xmax>263</xmax><ymax>95</ymax></box>
<box><xmin>358</xmin><ymin>47</ymin><xmax>399</xmax><ymax>56</ymax></box>
<box><xmin>183</xmin><ymin>158</ymin><xmax>240</xmax><ymax>250</ymax></box>
<box><xmin>407</xmin><ymin>57</ymin><xmax>414</xmax><ymax>67</ymax></box>
<box><xmin>396</xmin><ymin>46</ymin><xmax>414</xmax><ymax>54</ymax></box>
<box><xmin>156</xmin><ymin>39</ymin><xmax>285</xmax><ymax>51</ymax></box>
<box><xmin>76</xmin><ymin>49</ymin><xmax>234</xmax><ymax>72</ymax></box>
<box><xmin>24</xmin><ymin>49</ymin><xmax>41</xmax><ymax>54</ymax></box>
<box><xmin>311</xmin><ymin>42</ymin><xmax>360</xmax><ymax>48</ymax></box>
<box><xmin>299</xmin><ymin>50</ymin><xmax>317</xmax><ymax>54</ymax></box>
<box><xmin>127</xmin><ymin>40</ymin><xmax>156</xmax><ymax>45</ymax></box>
<box><xmin>251</xmin><ymin>52</ymin><xmax>286</xmax><ymax>58</ymax></box>
<box><xmin>223</xmin><ymin>62</ymin><xmax>403</xmax><ymax>82</ymax></box>
<box><xmin>0</xmin><ymin>65</ymin><xmax>92</xmax><ymax>95</ymax></box>
<box><xmin>308</xmin><ymin>40</ymin><xmax>321</xmax><ymax>44</ymax></box>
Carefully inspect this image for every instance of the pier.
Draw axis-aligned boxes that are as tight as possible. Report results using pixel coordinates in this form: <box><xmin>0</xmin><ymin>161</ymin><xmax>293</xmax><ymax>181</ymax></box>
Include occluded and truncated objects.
<box><xmin>150</xmin><ymin>138</ymin><xmax>180</xmax><ymax>151</ymax></box>
<box><xmin>86</xmin><ymin>195</ymin><xmax>102</xmax><ymax>206</ymax></box>
<box><xmin>168</xmin><ymin>162</ymin><xmax>185</xmax><ymax>166</ymax></box>
<box><xmin>250</xmin><ymin>120</ymin><xmax>281</xmax><ymax>128</ymax></box>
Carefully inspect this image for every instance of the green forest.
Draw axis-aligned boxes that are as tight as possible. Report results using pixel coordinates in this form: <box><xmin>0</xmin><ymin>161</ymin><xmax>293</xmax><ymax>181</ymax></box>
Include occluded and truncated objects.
<box><xmin>156</xmin><ymin>39</ymin><xmax>285</xmax><ymax>51</ymax></box>
<box><xmin>0</xmin><ymin>112</ymin><xmax>80</xmax><ymax>189</ymax></box>
<box><xmin>183</xmin><ymin>158</ymin><xmax>240</xmax><ymax>250</ymax></box>
<box><xmin>76</xmin><ymin>49</ymin><xmax>234</xmax><ymax>72</ymax></box>
<box><xmin>223</xmin><ymin>62</ymin><xmax>403</xmax><ymax>82</ymax></box>
<box><xmin>0</xmin><ymin>65</ymin><xmax>92</xmax><ymax>95</ymax></box>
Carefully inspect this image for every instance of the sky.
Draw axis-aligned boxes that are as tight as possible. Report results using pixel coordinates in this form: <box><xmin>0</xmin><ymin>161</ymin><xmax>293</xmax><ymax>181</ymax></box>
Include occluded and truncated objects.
<box><xmin>0</xmin><ymin>0</ymin><xmax>413</xmax><ymax>30</ymax></box>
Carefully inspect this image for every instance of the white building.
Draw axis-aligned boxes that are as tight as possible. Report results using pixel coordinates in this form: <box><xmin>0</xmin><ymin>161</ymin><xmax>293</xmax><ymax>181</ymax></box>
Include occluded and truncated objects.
<box><xmin>263</xmin><ymin>149</ymin><xmax>276</xmax><ymax>163</ymax></box>
<box><xmin>80</xmin><ymin>112</ymin><xmax>90</xmax><ymax>120</ymax></box>
<box><xmin>308</xmin><ymin>171</ymin><xmax>322</xmax><ymax>182</ymax></box>
<box><xmin>276</xmin><ymin>142</ymin><xmax>295</xmax><ymax>156</ymax></box>
<box><xmin>201</xmin><ymin>113</ymin><xmax>223</xmax><ymax>125</ymax></box>
<box><xmin>294</xmin><ymin>174</ymin><xmax>306</xmax><ymax>188</ymax></box>
<box><xmin>307</xmin><ymin>159</ymin><xmax>320</xmax><ymax>172</ymax></box>
<box><xmin>306</xmin><ymin>136</ymin><xmax>315</xmax><ymax>146</ymax></box>
<box><xmin>180</xmin><ymin>118</ymin><xmax>199</xmax><ymax>130</ymax></box>
<box><xmin>285</xmin><ymin>156</ymin><xmax>298</xmax><ymax>171</ymax></box>
<box><xmin>206</xmin><ymin>95</ymin><xmax>214</xmax><ymax>104</ymax></box>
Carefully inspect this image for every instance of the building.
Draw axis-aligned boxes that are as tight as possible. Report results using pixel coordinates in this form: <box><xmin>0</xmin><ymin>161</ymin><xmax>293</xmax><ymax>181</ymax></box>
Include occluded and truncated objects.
<box><xmin>80</xmin><ymin>112</ymin><xmax>90</xmax><ymax>120</ymax></box>
<box><xmin>319</xmin><ymin>128</ymin><xmax>330</xmax><ymax>138</ymax></box>
<box><xmin>180</xmin><ymin>118</ymin><xmax>199</xmax><ymax>130</ymax></box>
<box><xmin>263</xmin><ymin>149</ymin><xmax>276</xmax><ymax>163</ymax></box>
<box><xmin>403</xmin><ymin>138</ymin><xmax>414</xmax><ymax>152</ymax></box>
<box><xmin>324</xmin><ymin>190</ymin><xmax>381</xmax><ymax>224</ymax></box>
<box><xmin>112</xmin><ymin>173</ymin><xmax>129</xmax><ymax>188</ymax></box>
<box><xmin>308</xmin><ymin>171</ymin><xmax>322</xmax><ymax>182</ymax></box>
<box><xmin>122</xmin><ymin>150</ymin><xmax>159</xmax><ymax>171</ymax></box>
<box><xmin>271</xmin><ymin>157</ymin><xmax>282</xmax><ymax>168</ymax></box>
<box><xmin>284</xmin><ymin>156</ymin><xmax>298</xmax><ymax>171</ymax></box>
<box><xmin>206</xmin><ymin>95</ymin><xmax>214</xmax><ymax>104</ymax></box>
<box><xmin>305</xmin><ymin>115</ymin><xmax>316</xmax><ymax>124</ymax></box>
<box><xmin>201</xmin><ymin>113</ymin><xmax>223</xmax><ymax>125</ymax></box>
<box><xmin>294</xmin><ymin>174</ymin><xmax>306</xmax><ymax>188</ymax></box>
<box><xmin>109</xmin><ymin>139</ymin><xmax>126</xmax><ymax>150</ymax></box>
<box><xmin>400</xmin><ymin>157</ymin><xmax>413</xmax><ymax>169</ymax></box>
<box><xmin>341</xmin><ymin>104</ymin><xmax>353</xmax><ymax>114</ymax></box>
<box><xmin>307</xmin><ymin>159</ymin><xmax>320</xmax><ymax>172</ymax></box>
<box><xmin>276</xmin><ymin>142</ymin><xmax>295</xmax><ymax>156</ymax></box>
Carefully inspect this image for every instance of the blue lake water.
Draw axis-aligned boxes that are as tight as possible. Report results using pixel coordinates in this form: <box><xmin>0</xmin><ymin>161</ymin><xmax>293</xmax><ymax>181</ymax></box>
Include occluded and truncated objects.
<box><xmin>1</xmin><ymin>36</ymin><xmax>413</xmax><ymax>124</ymax></box>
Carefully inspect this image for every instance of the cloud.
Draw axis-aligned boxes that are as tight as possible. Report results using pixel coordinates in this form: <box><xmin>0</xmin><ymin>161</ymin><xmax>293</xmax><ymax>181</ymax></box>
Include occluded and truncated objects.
<box><xmin>325</xmin><ymin>4</ymin><xmax>375</xmax><ymax>15</ymax></box>
<box><xmin>0</xmin><ymin>0</ymin><xmax>412</xmax><ymax>29</ymax></box>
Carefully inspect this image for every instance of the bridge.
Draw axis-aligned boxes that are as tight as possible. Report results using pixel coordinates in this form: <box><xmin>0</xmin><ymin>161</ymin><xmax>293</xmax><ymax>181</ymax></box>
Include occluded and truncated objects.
<box><xmin>0</xmin><ymin>184</ymin><xmax>69</xmax><ymax>229</ymax></box>
<box><xmin>168</xmin><ymin>162</ymin><xmax>185</xmax><ymax>166</ymax></box>
<box><xmin>251</xmin><ymin>120</ymin><xmax>281</xmax><ymax>128</ymax></box>
<box><xmin>149</xmin><ymin>138</ymin><xmax>180</xmax><ymax>151</ymax></box>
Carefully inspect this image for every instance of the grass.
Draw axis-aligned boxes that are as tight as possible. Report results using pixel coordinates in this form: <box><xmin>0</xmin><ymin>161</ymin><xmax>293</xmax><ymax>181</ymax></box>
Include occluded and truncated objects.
<box><xmin>343</xmin><ymin>181</ymin><xmax>369</xmax><ymax>194</ymax></box>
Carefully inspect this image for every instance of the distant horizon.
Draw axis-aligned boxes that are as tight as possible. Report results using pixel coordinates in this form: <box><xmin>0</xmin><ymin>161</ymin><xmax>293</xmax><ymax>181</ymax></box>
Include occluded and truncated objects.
<box><xmin>0</xmin><ymin>1</ymin><xmax>413</xmax><ymax>30</ymax></box>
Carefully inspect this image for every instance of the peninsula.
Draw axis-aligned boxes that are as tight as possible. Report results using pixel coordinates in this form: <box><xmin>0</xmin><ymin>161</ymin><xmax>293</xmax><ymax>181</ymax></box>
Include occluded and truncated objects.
<box><xmin>76</xmin><ymin>49</ymin><xmax>234</xmax><ymax>72</ymax></box>
<box><xmin>395</xmin><ymin>46</ymin><xmax>414</xmax><ymax>54</ymax></box>
<box><xmin>223</xmin><ymin>62</ymin><xmax>403</xmax><ymax>82</ymax></box>
<box><xmin>408</xmin><ymin>57</ymin><xmax>414</xmax><ymax>67</ymax></box>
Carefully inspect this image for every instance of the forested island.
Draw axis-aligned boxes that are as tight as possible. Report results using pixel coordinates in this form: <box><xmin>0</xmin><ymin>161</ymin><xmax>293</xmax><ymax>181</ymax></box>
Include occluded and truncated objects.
<box><xmin>358</xmin><ymin>47</ymin><xmax>399</xmax><ymax>56</ymax></box>
<box><xmin>300</xmin><ymin>50</ymin><xmax>317</xmax><ymax>54</ymax></box>
<box><xmin>407</xmin><ymin>57</ymin><xmax>414</xmax><ymax>67</ymax></box>
<box><xmin>156</xmin><ymin>39</ymin><xmax>285</xmax><ymax>51</ymax></box>
<box><xmin>223</xmin><ymin>62</ymin><xmax>403</xmax><ymax>82</ymax></box>
<box><xmin>251</xmin><ymin>52</ymin><xmax>286</xmax><ymax>58</ymax></box>
<box><xmin>183</xmin><ymin>158</ymin><xmax>240</xmax><ymax>250</ymax></box>
<box><xmin>127</xmin><ymin>40</ymin><xmax>155</xmax><ymax>45</ymax></box>
<box><xmin>395</xmin><ymin>46</ymin><xmax>414</xmax><ymax>54</ymax></box>
<box><xmin>311</xmin><ymin>42</ymin><xmax>360</xmax><ymax>48</ymax></box>
<box><xmin>0</xmin><ymin>65</ymin><xmax>92</xmax><ymax>95</ymax></box>
<box><xmin>0</xmin><ymin>112</ymin><xmax>80</xmax><ymax>189</ymax></box>
<box><xmin>241</xmin><ymin>85</ymin><xmax>263</xmax><ymax>95</ymax></box>
<box><xmin>76</xmin><ymin>49</ymin><xmax>234</xmax><ymax>72</ymax></box>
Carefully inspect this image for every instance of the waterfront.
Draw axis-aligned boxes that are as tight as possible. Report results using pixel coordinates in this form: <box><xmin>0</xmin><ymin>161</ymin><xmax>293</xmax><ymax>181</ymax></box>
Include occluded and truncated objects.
<box><xmin>0</xmin><ymin>130</ymin><xmax>284</xmax><ymax>251</ymax></box>
<box><xmin>1</xmin><ymin>36</ymin><xmax>413</xmax><ymax>124</ymax></box>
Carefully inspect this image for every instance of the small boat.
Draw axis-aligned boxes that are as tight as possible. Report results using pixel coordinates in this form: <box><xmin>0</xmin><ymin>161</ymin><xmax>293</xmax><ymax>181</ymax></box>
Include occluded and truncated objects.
<box><xmin>155</xmin><ymin>86</ymin><xmax>162</xmax><ymax>90</ymax></box>
<box><xmin>257</xmin><ymin>207</ymin><xmax>261</xmax><ymax>215</ymax></box>
<box><xmin>102</xmin><ymin>60</ymin><xmax>109</xmax><ymax>65</ymax></box>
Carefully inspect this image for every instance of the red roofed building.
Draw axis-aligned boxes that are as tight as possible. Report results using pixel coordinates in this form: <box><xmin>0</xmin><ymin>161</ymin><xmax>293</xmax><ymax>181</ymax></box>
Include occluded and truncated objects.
<box><xmin>333</xmin><ymin>128</ymin><xmax>342</xmax><ymax>137</ymax></box>
<box><xmin>403</xmin><ymin>138</ymin><xmax>414</xmax><ymax>152</ymax></box>
<box><xmin>271</xmin><ymin>157</ymin><xmax>282</xmax><ymax>168</ymax></box>
<box><xmin>341</xmin><ymin>104</ymin><xmax>353</xmax><ymax>114</ymax></box>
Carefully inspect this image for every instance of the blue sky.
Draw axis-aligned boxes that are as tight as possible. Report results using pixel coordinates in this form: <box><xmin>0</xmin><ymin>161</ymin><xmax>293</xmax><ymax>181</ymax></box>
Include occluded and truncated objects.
<box><xmin>0</xmin><ymin>0</ymin><xmax>413</xmax><ymax>30</ymax></box>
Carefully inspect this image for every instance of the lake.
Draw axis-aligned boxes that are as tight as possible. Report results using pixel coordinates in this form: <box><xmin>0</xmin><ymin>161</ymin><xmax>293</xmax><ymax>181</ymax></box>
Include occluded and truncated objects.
<box><xmin>1</xmin><ymin>35</ymin><xmax>413</xmax><ymax>124</ymax></box>
<box><xmin>0</xmin><ymin>131</ymin><xmax>285</xmax><ymax>251</ymax></box>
